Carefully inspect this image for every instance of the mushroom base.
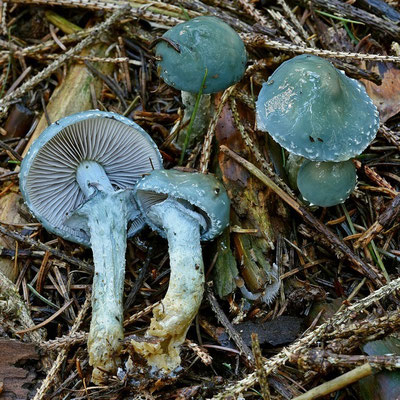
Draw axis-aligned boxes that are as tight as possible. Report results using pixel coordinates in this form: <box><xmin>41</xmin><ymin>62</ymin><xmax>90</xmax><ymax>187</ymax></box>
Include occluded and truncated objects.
<box><xmin>69</xmin><ymin>190</ymin><xmax>129</xmax><ymax>384</ymax></box>
<box><xmin>131</xmin><ymin>199</ymin><xmax>204</xmax><ymax>373</ymax></box>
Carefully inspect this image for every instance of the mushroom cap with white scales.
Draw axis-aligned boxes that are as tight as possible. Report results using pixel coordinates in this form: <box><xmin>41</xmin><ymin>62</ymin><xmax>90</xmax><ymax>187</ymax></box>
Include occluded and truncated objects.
<box><xmin>256</xmin><ymin>54</ymin><xmax>380</xmax><ymax>162</ymax></box>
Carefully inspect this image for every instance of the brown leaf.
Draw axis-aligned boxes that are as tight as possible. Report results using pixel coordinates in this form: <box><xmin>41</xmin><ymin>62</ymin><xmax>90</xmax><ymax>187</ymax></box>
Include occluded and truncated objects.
<box><xmin>214</xmin><ymin>97</ymin><xmax>288</xmax><ymax>292</ymax></box>
<box><xmin>362</xmin><ymin>64</ymin><xmax>400</xmax><ymax>123</ymax></box>
<box><xmin>236</xmin><ymin>316</ymin><xmax>303</xmax><ymax>347</ymax></box>
<box><xmin>0</xmin><ymin>338</ymin><xmax>39</xmax><ymax>400</ymax></box>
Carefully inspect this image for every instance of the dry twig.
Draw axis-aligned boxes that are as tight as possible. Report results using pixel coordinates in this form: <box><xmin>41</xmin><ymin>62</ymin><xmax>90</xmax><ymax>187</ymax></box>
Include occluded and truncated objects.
<box><xmin>212</xmin><ymin>273</ymin><xmax>400</xmax><ymax>398</ymax></box>
<box><xmin>33</xmin><ymin>291</ymin><xmax>91</xmax><ymax>400</ymax></box>
<box><xmin>0</xmin><ymin>5</ymin><xmax>128</xmax><ymax>117</ymax></box>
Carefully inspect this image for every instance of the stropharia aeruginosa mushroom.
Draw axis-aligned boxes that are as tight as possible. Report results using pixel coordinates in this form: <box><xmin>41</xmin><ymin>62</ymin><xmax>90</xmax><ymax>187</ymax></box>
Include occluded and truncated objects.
<box><xmin>256</xmin><ymin>55</ymin><xmax>379</xmax><ymax>162</ymax></box>
<box><xmin>297</xmin><ymin>159</ymin><xmax>357</xmax><ymax>207</ymax></box>
<box><xmin>155</xmin><ymin>16</ymin><xmax>246</xmax><ymax>94</ymax></box>
<box><xmin>131</xmin><ymin>169</ymin><xmax>230</xmax><ymax>372</ymax></box>
<box><xmin>19</xmin><ymin>110</ymin><xmax>162</xmax><ymax>383</ymax></box>
<box><xmin>155</xmin><ymin>16</ymin><xmax>247</xmax><ymax>150</ymax></box>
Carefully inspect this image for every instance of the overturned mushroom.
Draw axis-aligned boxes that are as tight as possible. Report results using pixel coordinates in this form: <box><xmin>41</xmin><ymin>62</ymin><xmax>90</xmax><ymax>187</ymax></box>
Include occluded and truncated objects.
<box><xmin>131</xmin><ymin>169</ymin><xmax>230</xmax><ymax>373</ymax></box>
<box><xmin>256</xmin><ymin>55</ymin><xmax>379</xmax><ymax>162</ymax></box>
<box><xmin>19</xmin><ymin>110</ymin><xmax>162</xmax><ymax>383</ymax></box>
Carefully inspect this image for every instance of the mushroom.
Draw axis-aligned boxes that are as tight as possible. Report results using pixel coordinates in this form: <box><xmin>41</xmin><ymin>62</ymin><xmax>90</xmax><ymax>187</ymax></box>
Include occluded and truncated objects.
<box><xmin>256</xmin><ymin>54</ymin><xmax>380</xmax><ymax>162</ymax></box>
<box><xmin>297</xmin><ymin>159</ymin><xmax>357</xmax><ymax>207</ymax></box>
<box><xmin>19</xmin><ymin>110</ymin><xmax>162</xmax><ymax>383</ymax></box>
<box><xmin>155</xmin><ymin>16</ymin><xmax>247</xmax><ymax>153</ymax></box>
<box><xmin>130</xmin><ymin>169</ymin><xmax>230</xmax><ymax>373</ymax></box>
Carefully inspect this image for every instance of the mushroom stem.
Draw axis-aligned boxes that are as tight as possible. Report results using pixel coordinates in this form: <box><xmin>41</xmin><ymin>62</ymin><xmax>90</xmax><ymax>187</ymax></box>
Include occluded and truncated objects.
<box><xmin>131</xmin><ymin>198</ymin><xmax>205</xmax><ymax>372</ymax></box>
<box><xmin>72</xmin><ymin>164</ymin><xmax>130</xmax><ymax>383</ymax></box>
<box><xmin>76</xmin><ymin>190</ymin><xmax>128</xmax><ymax>383</ymax></box>
<box><xmin>176</xmin><ymin>91</ymin><xmax>211</xmax><ymax>151</ymax></box>
<box><xmin>76</xmin><ymin>160</ymin><xmax>114</xmax><ymax>197</ymax></box>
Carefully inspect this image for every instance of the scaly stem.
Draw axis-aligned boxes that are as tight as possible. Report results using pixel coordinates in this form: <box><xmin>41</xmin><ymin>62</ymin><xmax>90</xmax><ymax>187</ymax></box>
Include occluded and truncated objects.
<box><xmin>131</xmin><ymin>199</ymin><xmax>204</xmax><ymax>372</ymax></box>
<box><xmin>73</xmin><ymin>161</ymin><xmax>129</xmax><ymax>383</ymax></box>
<box><xmin>78</xmin><ymin>191</ymin><xmax>128</xmax><ymax>383</ymax></box>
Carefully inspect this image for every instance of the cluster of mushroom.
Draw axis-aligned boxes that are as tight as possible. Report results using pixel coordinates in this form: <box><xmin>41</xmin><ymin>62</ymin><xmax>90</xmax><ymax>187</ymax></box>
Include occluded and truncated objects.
<box><xmin>19</xmin><ymin>15</ymin><xmax>246</xmax><ymax>382</ymax></box>
<box><xmin>19</xmin><ymin>111</ymin><xmax>163</xmax><ymax>383</ymax></box>
<box><xmin>256</xmin><ymin>54</ymin><xmax>380</xmax><ymax>207</ymax></box>
<box><xmin>20</xmin><ymin>110</ymin><xmax>231</xmax><ymax>381</ymax></box>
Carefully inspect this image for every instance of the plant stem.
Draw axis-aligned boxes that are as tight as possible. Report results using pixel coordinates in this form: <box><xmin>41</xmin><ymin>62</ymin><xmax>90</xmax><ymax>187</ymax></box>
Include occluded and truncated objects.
<box><xmin>179</xmin><ymin>68</ymin><xmax>208</xmax><ymax>165</ymax></box>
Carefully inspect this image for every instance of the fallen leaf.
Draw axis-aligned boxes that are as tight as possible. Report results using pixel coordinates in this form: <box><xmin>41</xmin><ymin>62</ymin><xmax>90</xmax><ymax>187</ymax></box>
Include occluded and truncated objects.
<box><xmin>359</xmin><ymin>337</ymin><xmax>400</xmax><ymax>400</ymax></box>
<box><xmin>236</xmin><ymin>316</ymin><xmax>302</xmax><ymax>347</ymax></box>
<box><xmin>362</xmin><ymin>63</ymin><xmax>400</xmax><ymax>123</ymax></box>
<box><xmin>0</xmin><ymin>338</ymin><xmax>39</xmax><ymax>400</ymax></box>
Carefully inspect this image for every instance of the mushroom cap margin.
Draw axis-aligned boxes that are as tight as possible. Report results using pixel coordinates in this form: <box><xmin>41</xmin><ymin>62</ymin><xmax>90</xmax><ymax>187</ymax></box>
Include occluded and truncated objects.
<box><xmin>134</xmin><ymin>169</ymin><xmax>230</xmax><ymax>241</ymax></box>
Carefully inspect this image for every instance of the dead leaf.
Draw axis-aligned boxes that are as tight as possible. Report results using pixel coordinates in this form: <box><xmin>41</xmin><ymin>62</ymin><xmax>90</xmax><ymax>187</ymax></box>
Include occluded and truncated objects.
<box><xmin>215</xmin><ymin>97</ymin><xmax>288</xmax><ymax>292</ymax></box>
<box><xmin>236</xmin><ymin>316</ymin><xmax>302</xmax><ymax>347</ymax></box>
<box><xmin>0</xmin><ymin>338</ymin><xmax>39</xmax><ymax>400</ymax></box>
<box><xmin>362</xmin><ymin>63</ymin><xmax>400</xmax><ymax>123</ymax></box>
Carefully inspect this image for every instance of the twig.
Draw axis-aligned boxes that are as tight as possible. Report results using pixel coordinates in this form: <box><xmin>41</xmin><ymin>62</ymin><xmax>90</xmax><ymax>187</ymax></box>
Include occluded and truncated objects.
<box><xmin>6</xmin><ymin>0</ymin><xmax>184</xmax><ymax>25</ymax></box>
<box><xmin>251</xmin><ymin>333</ymin><xmax>270</xmax><ymax>400</ymax></box>
<box><xmin>219</xmin><ymin>145</ymin><xmax>383</xmax><ymax>285</ymax></box>
<box><xmin>199</xmin><ymin>85</ymin><xmax>236</xmax><ymax>173</ymax></box>
<box><xmin>0</xmin><ymin>1</ymin><xmax>7</xmax><ymax>36</ymax></box>
<box><xmin>212</xmin><ymin>275</ymin><xmax>400</xmax><ymax>399</ymax></box>
<box><xmin>40</xmin><ymin>331</ymin><xmax>88</xmax><ymax>351</ymax></box>
<box><xmin>230</xmin><ymin>97</ymin><xmax>295</xmax><ymax>196</ymax></box>
<box><xmin>237</xmin><ymin>0</ymin><xmax>273</xmax><ymax>29</ymax></box>
<box><xmin>15</xmin><ymin>298</ymin><xmax>74</xmax><ymax>334</ymax></box>
<box><xmin>178</xmin><ymin>0</ymin><xmax>261</xmax><ymax>34</ymax></box>
<box><xmin>292</xmin><ymin>363</ymin><xmax>372</xmax><ymax>400</ymax></box>
<box><xmin>291</xmin><ymin>349</ymin><xmax>400</xmax><ymax>371</ymax></box>
<box><xmin>327</xmin><ymin>309</ymin><xmax>400</xmax><ymax>353</ymax></box>
<box><xmin>380</xmin><ymin>125</ymin><xmax>400</xmax><ymax>150</ymax></box>
<box><xmin>241</xmin><ymin>33</ymin><xmax>400</xmax><ymax>63</ymax></box>
<box><xmin>124</xmin><ymin>247</ymin><xmax>152</xmax><ymax>311</ymax></box>
<box><xmin>359</xmin><ymin>162</ymin><xmax>398</xmax><ymax>193</ymax></box>
<box><xmin>0</xmin><ymin>137</ymin><xmax>22</xmax><ymax>160</ymax></box>
<box><xmin>0</xmin><ymin>5</ymin><xmax>128</xmax><ymax>117</ymax></box>
<box><xmin>277</xmin><ymin>0</ymin><xmax>314</xmax><ymax>46</ymax></box>
<box><xmin>33</xmin><ymin>54</ymin><xmax>142</xmax><ymax>65</ymax></box>
<box><xmin>185</xmin><ymin>339</ymin><xmax>212</xmax><ymax>366</ymax></box>
<box><xmin>0</xmin><ymin>269</ymin><xmax>45</xmax><ymax>343</ymax></box>
<box><xmin>5</xmin><ymin>65</ymin><xmax>31</xmax><ymax>96</ymax></box>
<box><xmin>33</xmin><ymin>291</ymin><xmax>91</xmax><ymax>400</ymax></box>
<box><xmin>354</xmin><ymin>195</ymin><xmax>400</xmax><ymax>248</ymax></box>
<box><xmin>268</xmin><ymin>8</ymin><xmax>306</xmax><ymax>46</ymax></box>
<box><xmin>206</xmin><ymin>283</ymin><xmax>254</xmax><ymax>366</ymax></box>
<box><xmin>123</xmin><ymin>300</ymin><xmax>161</xmax><ymax>327</ymax></box>
<box><xmin>0</xmin><ymin>223</ymin><xmax>93</xmax><ymax>272</ymax></box>
<box><xmin>0</xmin><ymin>29</ymin><xmax>92</xmax><ymax>64</ymax></box>
<box><xmin>84</xmin><ymin>60</ymin><xmax>128</xmax><ymax>109</ymax></box>
<box><xmin>307</xmin><ymin>0</ymin><xmax>400</xmax><ymax>38</ymax></box>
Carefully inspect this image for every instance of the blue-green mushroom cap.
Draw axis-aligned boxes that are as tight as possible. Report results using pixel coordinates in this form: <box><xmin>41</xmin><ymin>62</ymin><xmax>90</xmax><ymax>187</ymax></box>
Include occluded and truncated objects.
<box><xmin>297</xmin><ymin>159</ymin><xmax>357</xmax><ymax>207</ymax></box>
<box><xmin>256</xmin><ymin>55</ymin><xmax>379</xmax><ymax>162</ymax></box>
<box><xmin>155</xmin><ymin>16</ymin><xmax>247</xmax><ymax>94</ymax></box>
<box><xmin>134</xmin><ymin>169</ymin><xmax>230</xmax><ymax>241</ymax></box>
<box><xmin>19</xmin><ymin>110</ymin><xmax>162</xmax><ymax>246</ymax></box>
